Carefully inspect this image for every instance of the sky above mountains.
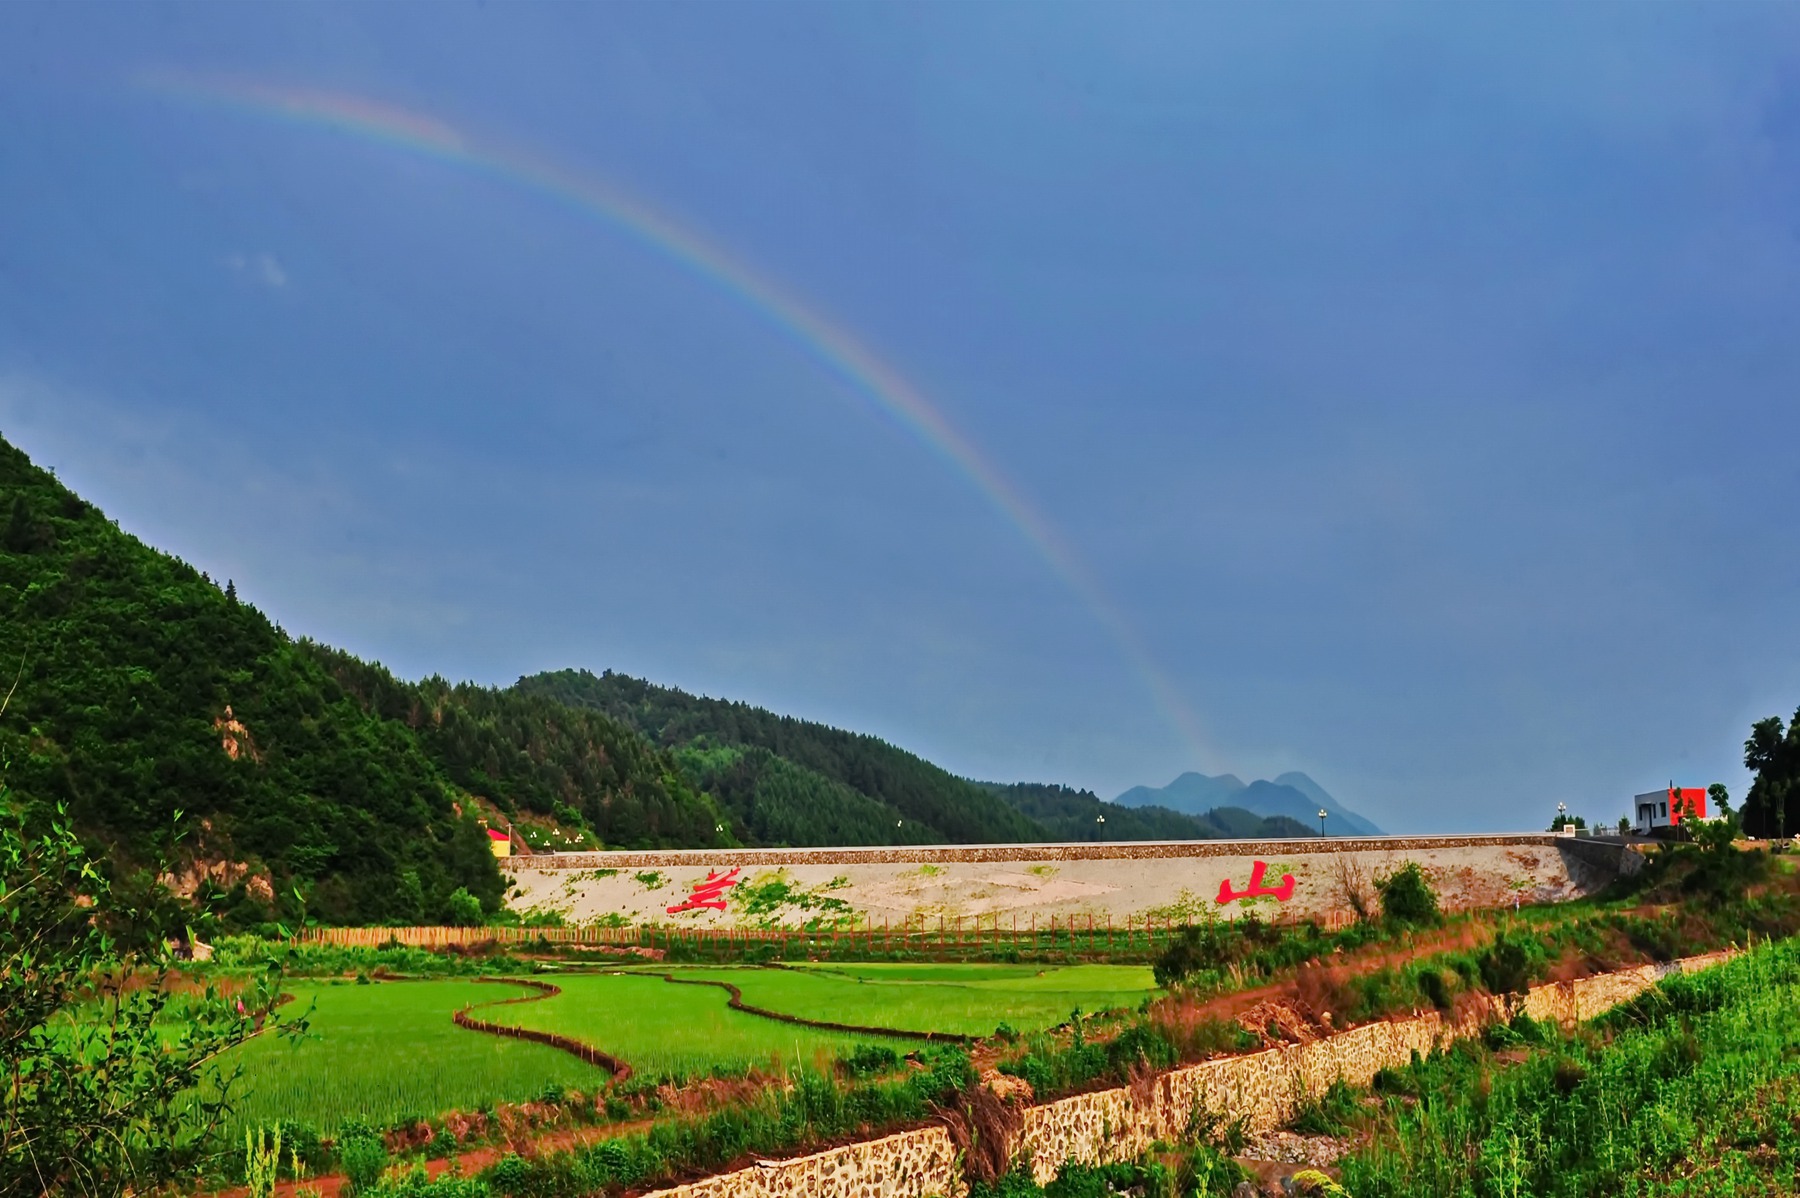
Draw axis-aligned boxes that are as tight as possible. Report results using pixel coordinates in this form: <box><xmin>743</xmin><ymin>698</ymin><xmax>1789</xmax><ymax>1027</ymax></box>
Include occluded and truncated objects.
<box><xmin>2</xmin><ymin>2</ymin><xmax>1798</xmax><ymax>833</ymax></box>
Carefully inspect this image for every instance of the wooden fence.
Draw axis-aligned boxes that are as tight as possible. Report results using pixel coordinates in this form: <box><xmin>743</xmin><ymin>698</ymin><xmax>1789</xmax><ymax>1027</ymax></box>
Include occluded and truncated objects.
<box><xmin>289</xmin><ymin>907</ymin><xmax>1361</xmax><ymax>955</ymax></box>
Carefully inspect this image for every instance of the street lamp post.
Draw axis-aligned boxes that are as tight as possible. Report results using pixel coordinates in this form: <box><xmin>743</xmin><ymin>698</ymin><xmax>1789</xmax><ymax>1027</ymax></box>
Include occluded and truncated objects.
<box><xmin>1095</xmin><ymin>813</ymin><xmax>1105</xmax><ymax>842</ymax></box>
<box><xmin>1556</xmin><ymin>801</ymin><xmax>1568</xmax><ymax>831</ymax></box>
<box><xmin>1317</xmin><ymin>808</ymin><xmax>1328</xmax><ymax>837</ymax></box>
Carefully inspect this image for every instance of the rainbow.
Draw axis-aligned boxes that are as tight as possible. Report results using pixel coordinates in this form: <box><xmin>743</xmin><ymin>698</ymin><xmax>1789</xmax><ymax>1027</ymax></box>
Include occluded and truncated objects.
<box><xmin>139</xmin><ymin>74</ymin><xmax>1214</xmax><ymax>767</ymax></box>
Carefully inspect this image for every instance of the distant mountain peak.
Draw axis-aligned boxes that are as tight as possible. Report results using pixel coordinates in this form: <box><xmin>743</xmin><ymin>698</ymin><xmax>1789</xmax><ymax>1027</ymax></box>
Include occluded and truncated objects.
<box><xmin>1115</xmin><ymin>770</ymin><xmax>1383</xmax><ymax>835</ymax></box>
<box><xmin>1171</xmin><ymin>770</ymin><xmax>1244</xmax><ymax>791</ymax></box>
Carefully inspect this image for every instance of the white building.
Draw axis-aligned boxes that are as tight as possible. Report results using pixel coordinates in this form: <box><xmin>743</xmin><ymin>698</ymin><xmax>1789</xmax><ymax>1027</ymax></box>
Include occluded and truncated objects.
<box><xmin>1633</xmin><ymin>786</ymin><xmax>1708</xmax><ymax>836</ymax></box>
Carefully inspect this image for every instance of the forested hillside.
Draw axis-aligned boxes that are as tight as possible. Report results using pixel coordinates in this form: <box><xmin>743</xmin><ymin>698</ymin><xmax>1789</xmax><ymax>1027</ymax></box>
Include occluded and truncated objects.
<box><xmin>514</xmin><ymin>669</ymin><xmax>1314</xmax><ymax>845</ymax></box>
<box><xmin>0</xmin><ymin>434</ymin><xmax>726</xmax><ymax>927</ymax></box>
<box><xmin>980</xmin><ymin>782</ymin><xmax>1315</xmax><ymax>841</ymax></box>
<box><xmin>0</xmin><ymin>428</ymin><xmax>1326</xmax><ymax>931</ymax></box>
<box><xmin>0</xmin><ymin>435</ymin><xmax>499</xmax><ymax>925</ymax></box>
<box><xmin>516</xmin><ymin>669</ymin><xmax>1047</xmax><ymax>844</ymax></box>
<box><xmin>305</xmin><ymin>646</ymin><xmax>730</xmax><ymax>850</ymax></box>
<box><xmin>673</xmin><ymin>741</ymin><xmax>946</xmax><ymax>847</ymax></box>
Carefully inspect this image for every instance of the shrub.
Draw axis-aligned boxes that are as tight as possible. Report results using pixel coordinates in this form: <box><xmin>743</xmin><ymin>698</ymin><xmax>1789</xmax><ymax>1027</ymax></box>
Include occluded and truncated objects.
<box><xmin>842</xmin><ymin>1044</ymin><xmax>901</xmax><ymax>1077</ymax></box>
<box><xmin>1477</xmin><ymin>933</ymin><xmax>1538</xmax><ymax>996</ymax></box>
<box><xmin>1551</xmin><ymin>1055</ymin><xmax>1589</xmax><ymax>1095</ymax></box>
<box><xmin>1371</xmin><ymin>1065</ymin><xmax>1419</xmax><ymax>1097</ymax></box>
<box><xmin>1289</xmin><ymin>1079</ymin><xmax>1360</xmax><ymax>1136</ymax></box>
<box><xmin>338</xmin><ymin>1131</ymin><xmax>389</xmax><ymax>1195</ymax></box>
<box><xmin>1375</xmin><ymin>862</ymin><xmax>1441</xmax><ymax>928</ymax></box>
<box><xmin>443</xmin><ymin>887</ymin><xmax>484</xmax><ymax>927</ymax></box>
<box><xmin>1106</xmin><ymin>1024</ymin><xmax>1178</xmax><ymax>1073</ymax></box>
<box><xmin>1416</xmin><ymin>967</ymin><xmax>1452</xmax><ymax>1011</ymax></box>
<box><xmin>485</xmin><ymin>1153</ymin><xmax>531</xmax><ymax>1196</ymax></box>
<box><xmin>368</xmin><ymin>1165</ymin><xmax>490</xmax><ymax>1198</ymax></box>
<box><xmin>1152</xmin><ymin>917</ymin><xmax>1254</xmax><ymax>985</ymax></box>
<box><xmin>275</xmin><ymin>1120</ymin><xmax>325</xmax><ymax>1175</ymax></box>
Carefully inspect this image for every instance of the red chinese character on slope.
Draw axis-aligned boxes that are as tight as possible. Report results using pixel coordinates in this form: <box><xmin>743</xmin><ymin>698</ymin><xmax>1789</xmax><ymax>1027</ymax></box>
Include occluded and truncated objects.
<box><xmin>1215</xmin><ymin>860</ymin><xmax>1296</xmax><ymax>905</ymax></box>
<box><xmin>666</xmin><ymin>867</ymin><xmax>742</xmax><ymax>915</ymax></box>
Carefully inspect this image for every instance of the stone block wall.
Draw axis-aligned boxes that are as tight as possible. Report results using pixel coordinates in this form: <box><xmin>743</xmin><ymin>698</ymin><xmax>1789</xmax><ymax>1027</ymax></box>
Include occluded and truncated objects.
<box><xmin>643</xmin><ymin>1127</ymin><xmax>961</xmax><ymax>1198</ymax></box>
<box><xmin>639</xmin><ymin>949</ymin><xmax>1737</xmax><ymax>1198</ymax></box>
<box><xmin>506</xmin><ymin>836</ymin><xmax>1616</xmax><ymax>930</ymax></box>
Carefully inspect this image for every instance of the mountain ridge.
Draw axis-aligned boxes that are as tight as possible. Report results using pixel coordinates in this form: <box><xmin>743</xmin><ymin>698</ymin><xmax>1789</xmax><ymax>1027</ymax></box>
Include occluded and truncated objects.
<box><xmin>0</xmin><ymin>428</ymin><xmax>1333</xmax><ymax>937</ymax></box>
<box><xmin>1113</xmin><ymin>770</ymin><xmax>1383</xmax><ymax>835</ymax></box>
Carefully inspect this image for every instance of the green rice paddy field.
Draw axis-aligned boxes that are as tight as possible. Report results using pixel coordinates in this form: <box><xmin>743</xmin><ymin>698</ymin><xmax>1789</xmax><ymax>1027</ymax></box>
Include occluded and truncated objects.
<box><xmin>483</xmin><ymin>962</ymin><xmax>1155</xmax><ymax>1078</ymax></box>
<box><xmin>215</xmin><ymin>963</ymin><xmax>1156</xmax><ymax>1133</ymax></box>
<box><xmin>670</xmin><ymin>961</ymin><xmax>1156</xmax><ymax>1035</ymax></box>
<box><xmin>213</xmin><ymin>979</ymin><xmax>606</xmax><ymax>1134</ymax></box>
<box><xmin>482</xmin><ymin>973</ymin><xmax>876</xmax><ymax>1080</ymax></box>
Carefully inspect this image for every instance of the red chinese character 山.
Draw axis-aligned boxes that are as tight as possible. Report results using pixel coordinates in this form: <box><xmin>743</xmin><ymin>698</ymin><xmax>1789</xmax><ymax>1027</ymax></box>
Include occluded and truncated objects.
<box><xmin>666</xmin><ymin>867</ymin><xmax>742</xmax><ymax>915</ymax></box>
<box><xmin>1215</xmin><ymin>860</ymin><xmax>1296</xmax><ymax>905</ymax></box>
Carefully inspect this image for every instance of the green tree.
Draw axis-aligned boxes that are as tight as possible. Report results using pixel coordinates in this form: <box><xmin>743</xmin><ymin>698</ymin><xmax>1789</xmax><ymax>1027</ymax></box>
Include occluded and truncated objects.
<box><xmin>1708</xmin><ymin>782</ymin><xmax>1731</xmax><ymax>817</ymax></box>
<box><xmin>1744</xmin><ymin>713</ymin><xmax>1800</xmax><ymax>840</ymax></box>
<box><xmin>1</xmin><ymin>802</ymin><xmax>297</xmax><ymax>1196</ymax></box>
<box><xmin>443</xmin><ymin>886</ymin><xmax>484</xmax><ymax>926</ymax></box>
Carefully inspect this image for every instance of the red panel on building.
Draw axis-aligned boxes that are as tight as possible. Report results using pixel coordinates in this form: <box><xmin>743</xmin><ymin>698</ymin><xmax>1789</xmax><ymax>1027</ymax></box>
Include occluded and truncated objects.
<box><xmin>1669</xmin><ymin>787</ymin><xmax>1707</xmax><ymax>821</ymax></box>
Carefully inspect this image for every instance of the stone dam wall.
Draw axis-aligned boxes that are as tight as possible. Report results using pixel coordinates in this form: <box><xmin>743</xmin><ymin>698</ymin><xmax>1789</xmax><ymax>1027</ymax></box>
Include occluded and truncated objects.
<box><xmin>502</xmin><ymin>835</ymin><xmax>1643</xmax><ymax>930</ymax></box>
<box><xmin>642</xmin><ymin>948</ymin><xmax>1735</xmax><ymax>1198</ymax></box>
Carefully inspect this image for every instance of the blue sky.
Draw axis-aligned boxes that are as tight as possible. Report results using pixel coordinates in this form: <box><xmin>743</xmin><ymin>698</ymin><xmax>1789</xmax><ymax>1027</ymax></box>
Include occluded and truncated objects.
<box><xmin>2</xmin><ymin>2</ymin><xmax>1797</xmax><ymax>832</ymax></box>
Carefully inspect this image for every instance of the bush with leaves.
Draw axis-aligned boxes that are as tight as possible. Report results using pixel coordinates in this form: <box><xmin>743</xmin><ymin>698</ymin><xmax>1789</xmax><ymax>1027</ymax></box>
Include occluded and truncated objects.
<box><xmin>443</xmin><ymin>886</ymin><xmax>485</xmax><ymax>927</ymax></box>
<box><xmin>1151</xmin><ymin>912</ymin><xmax>1283</xmax><ymax>986</ymax></box>
<box><xmin>0</xmin><ymin>800</ymin><xmax>301</xmax><ymax>1197</ymax></box>
<box><xmin>1477</xmin><ymin>931</ymin><xmax>1541</xmax><ymax>998</ymax></box>
<box><xmin>1375</xmin><ymin>861</ymin><xmax>1441</xmax><ymax>928</ymax></box>
<box><xmin>337</xmin><ymin>1120</ymin><xmax>390</xmax><ymax>1195</ymax></box>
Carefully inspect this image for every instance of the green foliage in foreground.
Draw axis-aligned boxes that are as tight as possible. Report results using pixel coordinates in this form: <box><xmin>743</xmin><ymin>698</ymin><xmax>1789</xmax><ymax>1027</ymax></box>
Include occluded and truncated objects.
<box><xmin>479</xmin><ymin>1047</ymin><xmax>976</xmax><ymax>1198</ymax></box>
<box><xmin>2</xmin><ymin>803</ymin><xmax>294</xmax><ymax>1197</ymax></box>
<box><xmin>1339</xmin><ymin>936</ymin><xmax>1800</xmax><ymax>1197</ymax></box>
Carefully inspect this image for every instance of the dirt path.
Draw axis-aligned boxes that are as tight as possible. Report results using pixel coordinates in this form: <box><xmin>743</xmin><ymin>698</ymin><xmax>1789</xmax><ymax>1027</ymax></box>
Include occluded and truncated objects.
<box><xmin>221</xmin><ymin>1119</ymin><xmax>649</xmax><ymax>1198</ymax></box>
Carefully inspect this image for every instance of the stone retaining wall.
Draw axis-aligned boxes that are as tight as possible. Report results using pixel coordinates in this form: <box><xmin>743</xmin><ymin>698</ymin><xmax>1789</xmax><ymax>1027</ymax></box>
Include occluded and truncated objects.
<box><xmin>644</xmin><ymin>1127</ymin><xmax>963</xmax><ymax>1198</ymax></box>
<box><xmin>642</xmin><ymin>949</ymin><xmax>1738</xmax><ymax>1198</ymax></box>
<box><xmin>1558</xmin><ymin>836</ymin><xmax>1648</xmax><ymax>879</ymax></box>
<box><xmin>509</xmin><ymin>835</ymin><xmax>1563</xmax><ymax>872</ymax></box>
<box><xmin>506</xmin><ymin>837</ymin><xmax>1615</xmax><ymax>929</ymax></box>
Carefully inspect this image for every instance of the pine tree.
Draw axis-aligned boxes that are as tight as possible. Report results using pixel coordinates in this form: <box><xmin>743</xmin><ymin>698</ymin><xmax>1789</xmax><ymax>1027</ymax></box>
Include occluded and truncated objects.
<box><xmin>225</xmin><ymin>579</ymin><xmax>238</xmax><ymax>604</ymax></box>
